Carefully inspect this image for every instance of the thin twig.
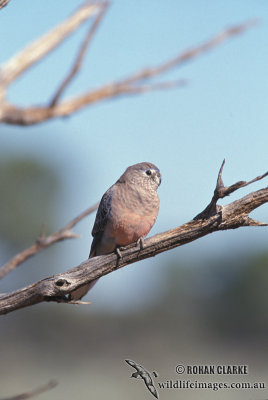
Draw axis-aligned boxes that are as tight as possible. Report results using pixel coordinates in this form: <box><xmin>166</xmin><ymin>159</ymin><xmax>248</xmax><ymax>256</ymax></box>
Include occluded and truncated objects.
<box><xmin>0</xmin><ymin>203</ymin><xmax>99</xmax><ymax>280</ymax></box>
<box><xmin>115</xmin><ymin>19</ymin><xmax>258</xmax><ymax>87</ymax></box>
<box><xmin>50</xmin><ymin>1</ymin><xmax>109</xmax><ymax>107</ymax></box>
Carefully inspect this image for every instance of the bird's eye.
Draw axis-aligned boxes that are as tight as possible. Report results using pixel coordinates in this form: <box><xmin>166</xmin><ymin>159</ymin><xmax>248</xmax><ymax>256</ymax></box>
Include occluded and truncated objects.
<box><xmin>146</xmin><ymin>169</ymin><xmax>152</xmax><ymax>176</ymax></box>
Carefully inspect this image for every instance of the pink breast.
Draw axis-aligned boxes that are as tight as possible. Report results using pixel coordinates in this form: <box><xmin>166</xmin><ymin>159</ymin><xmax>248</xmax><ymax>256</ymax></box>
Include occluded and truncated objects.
<box><xmin>106</xmin><ymin>212</ymin><xmax>156</xmax><ymax>246</ymax></box>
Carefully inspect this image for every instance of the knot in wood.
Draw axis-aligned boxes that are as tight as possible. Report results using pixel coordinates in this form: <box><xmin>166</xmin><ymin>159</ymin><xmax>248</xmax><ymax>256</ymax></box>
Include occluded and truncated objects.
<box><xmin>55</xmin><ymin>278</ymin><xmax>71</xmax><ymax>287</ymax></box>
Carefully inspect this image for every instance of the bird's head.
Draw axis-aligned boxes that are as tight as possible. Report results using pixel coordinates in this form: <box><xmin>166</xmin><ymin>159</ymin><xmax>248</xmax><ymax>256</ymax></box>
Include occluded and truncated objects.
<box><xmin>119</xmin><ymin>162</ymin><xmax>161</xmax><ymax>191</ymax></box>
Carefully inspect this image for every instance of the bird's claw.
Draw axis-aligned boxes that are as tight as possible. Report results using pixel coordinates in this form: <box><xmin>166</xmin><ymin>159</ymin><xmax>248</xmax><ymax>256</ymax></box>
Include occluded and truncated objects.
<box><xmin>137</xmin><ymin>237</ymin><xmax>145</xmax><ymax>250</ymax></box>
<box><xmin>116</xmin><ymin>238</ymin><xmax>144</xmax><ymax>259</ymax></box>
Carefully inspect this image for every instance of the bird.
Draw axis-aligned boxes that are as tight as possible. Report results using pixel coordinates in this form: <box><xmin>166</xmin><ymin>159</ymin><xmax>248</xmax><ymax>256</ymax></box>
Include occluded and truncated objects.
<box><xmin>70</xmin><ymin>162</ymin><xmax>161</xmax><ymax>300</ymax></box>
<box><xmin>125</xmin><ymin>359</ymin><xmax>159</xmax><ymax>398</ymax></box>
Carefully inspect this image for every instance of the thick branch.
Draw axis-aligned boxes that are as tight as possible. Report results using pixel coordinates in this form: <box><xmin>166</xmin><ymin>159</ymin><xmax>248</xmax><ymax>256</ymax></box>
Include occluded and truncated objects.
<box><xmin>0</xmin><ymin>12</ymin><xmax>257</xmax><ymax>125</ymax></box>
<box><xmin>0</xmin><ymin>79</ymin><xmax>187</xmax><ymax>125</ymax></box>
<box><xmin>0</xmin><ymin>165</ymin><xmax>267</xmax><ymax>315</ymax></box>
<box><xmin>0</xmin><ymin>203</ymin><xmax>98</xmax><ymax>280</ymax></box>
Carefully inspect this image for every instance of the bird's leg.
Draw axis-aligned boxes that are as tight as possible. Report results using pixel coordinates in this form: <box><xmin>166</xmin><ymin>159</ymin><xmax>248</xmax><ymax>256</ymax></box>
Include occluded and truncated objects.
<box><xmin>137</xmin><ymin>237</ymin><xmax>145</xmax><ymax>250</ymax></box>
<box><xmin>115</xmin><ymin>246</ymin><xmax>122</xmax><ymax>258</ymax></box>
<box><xmin>116</xmin><ymin>237</ymin><xmax>145</xmax><ymax>258</ymax></box>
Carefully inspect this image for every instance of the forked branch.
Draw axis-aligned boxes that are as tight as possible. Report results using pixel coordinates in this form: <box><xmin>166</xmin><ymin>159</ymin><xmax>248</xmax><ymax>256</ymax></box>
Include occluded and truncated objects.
<box><xmin>194</xmin><ymin>159</ymin><xmax>268</xmax><ymax>220</ymax></box>
<box><xmin>0</xmin><ymin>162</ymin><xmax>267</xmax><ymax>315</ymax></box>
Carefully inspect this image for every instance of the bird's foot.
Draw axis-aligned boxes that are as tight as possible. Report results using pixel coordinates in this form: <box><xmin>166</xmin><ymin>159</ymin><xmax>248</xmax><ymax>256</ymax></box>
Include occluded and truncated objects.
<box><xmin>137</xmin><ymin>237</ymin><xmax>145</xmax><ymax>250</ymax></box>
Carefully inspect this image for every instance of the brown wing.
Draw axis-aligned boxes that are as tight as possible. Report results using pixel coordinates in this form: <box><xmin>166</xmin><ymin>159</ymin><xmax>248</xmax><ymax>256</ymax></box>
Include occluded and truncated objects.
<box><xmin>89</xmin><ymin>186</ymin><xmax>114</xmax><ymax>257</ymax></box>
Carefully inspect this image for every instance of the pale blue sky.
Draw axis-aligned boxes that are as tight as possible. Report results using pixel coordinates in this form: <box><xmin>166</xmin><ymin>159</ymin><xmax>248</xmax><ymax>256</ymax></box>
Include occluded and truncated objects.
<box><xmin>0</xmin><ymin>0</ymin><xmax>267</xmax><ymax>310</ymax></box>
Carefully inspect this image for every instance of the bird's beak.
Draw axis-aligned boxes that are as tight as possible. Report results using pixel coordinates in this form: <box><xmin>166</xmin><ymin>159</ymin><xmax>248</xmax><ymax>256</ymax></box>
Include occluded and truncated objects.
<box><xmin>155</xmin><ymin>171</ymin><xmax>161</xmax><ymax>186</ymax></box>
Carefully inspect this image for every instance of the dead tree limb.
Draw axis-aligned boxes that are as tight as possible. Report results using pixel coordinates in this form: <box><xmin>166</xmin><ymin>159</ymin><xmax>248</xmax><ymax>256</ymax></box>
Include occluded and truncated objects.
<box><xmin>0</xmin><ymin>162</ymin><xmax>267</xmax><ymax>315</ymax></box>
<box><xmin>0</xmin><ymin>203</ymin><xmax>99</xmax><ymax>280</ymax></box>
<box><xmin>0</xmin><ymin>0</ymin><xmax>257</xmax><ymax>125</ymax></box>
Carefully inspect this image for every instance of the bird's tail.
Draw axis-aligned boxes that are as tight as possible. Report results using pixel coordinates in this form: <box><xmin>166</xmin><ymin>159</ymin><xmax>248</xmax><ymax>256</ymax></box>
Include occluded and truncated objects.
<box><xmin>69</xmin><ymin>249</ymin><xmax>99</xmax><ymax>301</ymax></box>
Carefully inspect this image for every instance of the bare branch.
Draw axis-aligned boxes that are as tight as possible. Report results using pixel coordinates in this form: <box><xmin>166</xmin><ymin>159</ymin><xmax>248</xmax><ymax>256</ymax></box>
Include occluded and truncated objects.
<box><xmin>115</xmin><ymin>19</ymin><xmax>258</xmax><ymax>87</ymax></box>
<box><xmin>0</xmin><ymin>79</ymin><xmax>187</xmax><ymax>125</ymax></box>
<box><xmin>50</xmin><ymin>1</ymin><xmax>109</xmax><ymax>107</ymax></box>
<box><xmin>0</xmin><ymin>12</ymin><xmax>257</xmax><ymax>125</ymax></box>
<box><xmin>0</xmin><ymin>381</ymin><xmax>58</xmax><ymax>400</ymax></box>
<box><xmin>0</xmin><ymin>2</ymin><xmax>102</xmax><ymax>89</ymax></box>
<box><xmin>0</xmin><ymin>203</ymin><xmax>99</xmax><ymax>280</ymax></box>
<box><xmin>0</xmin><ymin>163</ymin><xmax>267</xmax><ymax>315</ymax></box>
<box><xmin>0</xmin><ymin>0</ymin><xmax>10</xmax><ymax>10</ymax></box>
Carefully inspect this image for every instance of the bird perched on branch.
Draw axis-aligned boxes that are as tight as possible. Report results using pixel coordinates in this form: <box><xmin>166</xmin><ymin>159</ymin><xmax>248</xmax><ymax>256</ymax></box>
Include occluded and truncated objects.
<box><xmin>70</xmin><ymin>162</ymin><xmax>161</xmax><ymax>300</ymax></box>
